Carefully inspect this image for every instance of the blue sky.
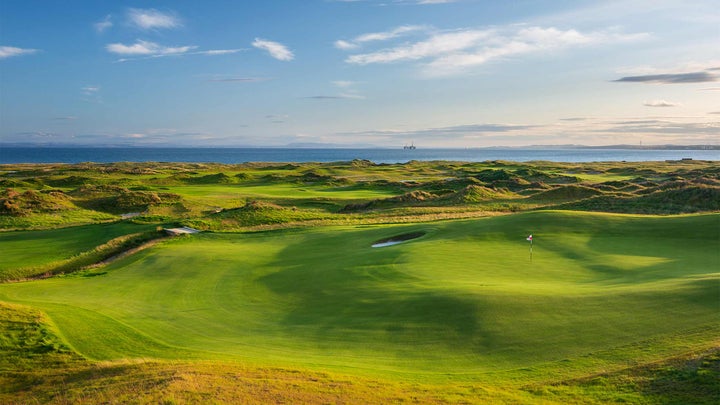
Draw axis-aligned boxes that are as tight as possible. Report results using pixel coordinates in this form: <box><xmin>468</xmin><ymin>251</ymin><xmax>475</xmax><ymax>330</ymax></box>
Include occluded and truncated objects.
<box><xmin>1</xmin><ymin>0</ymin><xmax>718</xmax><ymax>147</ymax></box>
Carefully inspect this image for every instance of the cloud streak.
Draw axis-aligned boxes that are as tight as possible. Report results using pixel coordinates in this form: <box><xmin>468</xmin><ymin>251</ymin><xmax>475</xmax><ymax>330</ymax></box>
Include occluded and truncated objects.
<box><xmin>207</xmin><ymin>77</ymin><xmax>268</xmax><ymax>83</ymax></box>
<box><xmin>303</xmin><ymin>93</ymin><xmax>365</xmax><ymax>100</ymax></box>
<box><xmin>252</xmin><ymin>38</ymin><xmax>294</xmax><ymax>61</ymax></box>
<box><xmin>106</xmin><ymin>41</ymin><xmax>243</xmax><ymax>62</ymax></box>
<box><xmin>343</xmin><ymin>26</ymin><xmax>649</xmax><ymax>76</ymax></box>
<box><xmin>0</xmin><ymin>46</ymin><xmax>39</xmax><ymax>59</ymax></box>
<box><xmin>335</xmin><ymin>25</ymin><xmax>427</xmax><ymax>49</ymax></box>
<box><xmin>107</xmin><ymin>40</ymin><xmax>194</xmax><ymax>55</ymax></box>
<box><xmin>643</xmin><ymin>99</ymin><xmax>680</xmax><ymax>107</ymax></box>
<box><xmin>614</xmin><ymin>70</ymin><xmax>718</xmax><ymax>84</ymax></box>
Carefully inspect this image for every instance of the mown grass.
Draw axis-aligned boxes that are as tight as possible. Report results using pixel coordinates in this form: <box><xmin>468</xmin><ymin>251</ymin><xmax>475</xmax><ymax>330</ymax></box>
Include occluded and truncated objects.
<box><xmin>1</xmin><ymin>213</ymin><xmax>717</xmax><ymax>380</ymax></box>
<box><xmin>0</xmin><ymin>222</ymin><xmax>159</xmax><ymax>280</ymax></box>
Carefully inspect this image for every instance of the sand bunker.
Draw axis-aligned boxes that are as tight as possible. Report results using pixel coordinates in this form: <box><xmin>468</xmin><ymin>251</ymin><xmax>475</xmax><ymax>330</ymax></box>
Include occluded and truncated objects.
<box><xmin>371</xmin><ymin>231</ymin><xmax>425</xmax><ymax>248</ymax></box>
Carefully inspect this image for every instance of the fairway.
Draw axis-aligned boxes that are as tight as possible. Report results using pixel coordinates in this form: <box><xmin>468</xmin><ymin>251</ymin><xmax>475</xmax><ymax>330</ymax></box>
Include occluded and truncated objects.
<box><xmin>1</xmin><ymin>211</ymin><xmax>717</xmax><ymax>381</ymax></box>
<box><xmin>0</xmin><ymin>222</ymin><xmax>156</xmax><ymax>279</ymax></box>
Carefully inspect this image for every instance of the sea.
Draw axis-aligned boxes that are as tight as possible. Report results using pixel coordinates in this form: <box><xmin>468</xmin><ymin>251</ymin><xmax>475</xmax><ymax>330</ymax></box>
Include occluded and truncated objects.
<box><xmin>0</xmin><ymin>147</ymin><xmax>718</xmax><ymax>164</ymax></box>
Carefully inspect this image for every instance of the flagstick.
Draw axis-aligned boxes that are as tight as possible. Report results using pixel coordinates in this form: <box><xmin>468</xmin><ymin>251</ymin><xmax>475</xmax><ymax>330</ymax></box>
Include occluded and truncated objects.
<box><xmin>530</xmin><ymin>239</ymin><xmax>533</xmax><ymax>262</ymax></box>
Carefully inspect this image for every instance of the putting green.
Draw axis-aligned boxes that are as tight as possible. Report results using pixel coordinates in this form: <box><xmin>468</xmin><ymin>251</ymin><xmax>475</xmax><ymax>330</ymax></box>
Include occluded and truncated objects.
<box><xmin>0</xmin><ymin>211</ymin><xmax>717</xmax><ymax>379</ymax></box>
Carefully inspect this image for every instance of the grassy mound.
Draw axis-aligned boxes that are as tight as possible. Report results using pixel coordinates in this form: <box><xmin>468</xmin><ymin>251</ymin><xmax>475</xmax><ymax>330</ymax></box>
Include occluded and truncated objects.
<box><xmin>0</xmin><ymin>189</ymin><xmax>75</xmax><ymax>216</ymax></box>
<box><xmin>450</xmin><ymin>184</ymin><xmax>511</xmax><ymax>203</ymax></box>
<box><xmin>340</xmin><ymin>190</ymin><xmax>438</xmax><ymax>212</ymax></box>
<box><xmin>531</xmin><ymin>184</ymin><xmax>604</xmax><ymax>202</ymax></box>
<box><xmin>562</xmin><ymin>184</ymin><xmax>720</xmax><ymax>214</ymax></box>
<box><xmin>204</xmin><ymin>200</ymin><xmax>328</xmax><ymax>228</ymax></box>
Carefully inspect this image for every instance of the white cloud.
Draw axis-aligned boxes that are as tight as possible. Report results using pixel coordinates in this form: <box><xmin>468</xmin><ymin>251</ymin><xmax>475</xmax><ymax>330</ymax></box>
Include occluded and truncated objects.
<box><xmin>643</xmin><ymin>99</ymin><xmax>681</xmax><ymax>107</ymax></box>
<box><xmin>345</xmin><ymin>25</ymin><xmax>649</xmax><ymax>76</ymax></box>
<box><xmin>94</xmin><ymin>15</ymin><xmax>113</xmax><ymax>33</ymax></box>
<box><xmin>252</xmin><ymin>38</ymin><xmax>294</xmax><ymax>61</ymax></box>
<box><xmin>335</xmin><ymin>25</ymin><xmax>427</xmax><ymax>50</ymax></box>
<box><xmin>199</xmin><ymin>49</ymin><xmax>243</xmax><ymax>56</ymax></box>
<box><xmin>334</xmin><ymin>40</ymin><xmax>358</xmax><ymax>50</ymax></box>
<box><xmin>0</xmin><ymin>46</ymin><xmax>38</xmax><ymax>59</ymax></box>
<box><xmin>333</xmin><ymin>80</ymin><xmax>356</xmax><ymax>88</ymax></box>
<box><xmin>82</xmin><ymin>86</ymin><xmax>100</xmax><ymax>95</ymax></box>
<box><xmin>347</xmin><ymin>29</ymin><xmax>493</xmax><ymax>64</ymax></box>
<box><xmin>356</xmin><ymin>25</ymin><xmax>427</xmax><ymax>43</ymax></box>
<box><xmin>106</xmin><ymin>40</ymin><xmax>195</xmax><ymax>55</ymax></box>
<box><xmin>128</xmin><ymin>8</ymin><xmax>181</xmax><ymax>30</ymax></box>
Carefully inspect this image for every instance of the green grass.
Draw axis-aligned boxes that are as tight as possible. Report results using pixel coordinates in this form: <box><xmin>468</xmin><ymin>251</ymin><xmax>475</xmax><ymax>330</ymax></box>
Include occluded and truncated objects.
<box><xmin>1</xmin><ymin>160</ymin><xmax>718</xmax><ymax>402</ymax></box>
<box><xmin>1</xmin><ymin>212</ymin><xmax>717</xmax><ymax>384</ymax></box>
<box><xmin>0</xmin><ymin>222</ymin><xmax>158</xmax><ymax>280</ymax></box>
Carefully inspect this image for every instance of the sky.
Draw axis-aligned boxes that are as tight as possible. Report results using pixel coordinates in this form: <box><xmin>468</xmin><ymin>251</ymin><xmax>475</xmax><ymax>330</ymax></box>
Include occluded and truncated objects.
<box><xmin>0</xmin><ymin>0</ymin><xmax>718</xmax><ymax>148</ymax></box>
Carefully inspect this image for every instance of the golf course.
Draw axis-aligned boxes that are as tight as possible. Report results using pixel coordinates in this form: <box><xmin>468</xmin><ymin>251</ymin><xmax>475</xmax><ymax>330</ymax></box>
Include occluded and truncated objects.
<box><xmin>1</xmin><ymin>160</ymin><xmax>718</xmax><ymax>403</ymax></box>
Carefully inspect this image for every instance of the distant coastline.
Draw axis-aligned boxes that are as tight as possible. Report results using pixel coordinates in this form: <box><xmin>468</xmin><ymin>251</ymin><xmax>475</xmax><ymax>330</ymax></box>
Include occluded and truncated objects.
<box><xmin>2</xmin><ymin>143</ymin><xmax>718</xmax><ymax>150</ymax></box>
<box><xmin>1</xmin><ymin>146</ymin><xmax>717</xmax><ymax>164</ymax></box>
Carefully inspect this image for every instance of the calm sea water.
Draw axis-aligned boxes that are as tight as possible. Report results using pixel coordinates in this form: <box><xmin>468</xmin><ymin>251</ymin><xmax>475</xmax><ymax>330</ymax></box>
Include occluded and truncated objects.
<box><xmin>1</xmin><ymin>147</ymin><xmax>718</xmax><ymax>164</ymax></box>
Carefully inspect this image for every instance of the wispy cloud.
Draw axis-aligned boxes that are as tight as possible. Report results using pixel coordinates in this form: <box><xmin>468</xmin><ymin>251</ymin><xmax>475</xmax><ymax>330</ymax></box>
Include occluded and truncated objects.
<box><xmin>81</xmin><ymin>86</ymin><xmax>102</xmax><ymax>103</ymax></box>
<box><xmin>303</xmin><ymin>93</ymin><xmax>365</xmax><ymax>100</ymax></box>
<box><xmin>52</xmin><ymin>116</ymin><xmax>78</xmax><ymax>121</ymax></box>
<box><xmin>332</xmin><ymin>80</ymin><xmax>356</xmax><ymax>88</ymax></box>
<box><xmin>94</xmin><ymin>15</ymin><xmax>113</xmax><ymax>33</ymax></box>
<box><xmin>614</xmin><ymin>70</ymin><xmax>718</xmax><ymax>84</ymax></box>
<box><xmin>643</xmin><ymin>99</ymin><xmax>681</xmax><ymax>107</ymax></box>
<box><xmin>127</xmin><ymin>8</ymin><xmax>181</xmax><ymax>30</ymax></box>
<box><xmin>340</xmin><ymin>123</ymin><xmax>535</xmax><ymax>141</ymax></box>
<box><xmin>207</xmin><ymin>77</ymin><xmax>268</xmax><ymax>83</ymax></box>
<box><xmin>107</xmin><ymin>40</ymin><xmax>194</xmax><ymax>55</ymax></box>
<box><xmin>252</xmin><ymin>38</ymin><xmax>294</xmax><ymax>61</ymax></box>
<box><xmin>593</xmin><ymin>119</ymin><xmax>719</xmax><ymax>136</ymax></box>
<box><xmin>106</xmin><ymin>40</ymin><xmax>242</xmax><ymax>62</ymax></box>
<box><xmin>335</xmin><ymin>25</ymin><xmax>427</xmax><ymax>50</ymax></box>
<box><xmin>266</xmin><ymin>114</ymin><xmax>289</xmax><ymax>124</ymax></box>
<box><xmin>412</xmin><ymin>0</ymin><xmax>459</xmax><ymax>4</ymax></box>
<box><xmin>331</xmin><ymin>0</ymin><xmax>460</xmax><ymax>4</ymax></box>
<box><xmin>0</xmin><ymin>46</ymin><xmax>39</xmax><ymax>59</ymax></box>
<box><xmin>82</xmin><ymin>86</ymin><xmax>100</xmax><ymax>95</ymax></box>
<box><xmin>200</xmin><ymin>49</ymin><xmax>244</xmax><ymax>56</ymax></box>
<box><xmin>344</xmin><ymin>25</ymin><xmax>648</xmax><ymax>76</ymax></box>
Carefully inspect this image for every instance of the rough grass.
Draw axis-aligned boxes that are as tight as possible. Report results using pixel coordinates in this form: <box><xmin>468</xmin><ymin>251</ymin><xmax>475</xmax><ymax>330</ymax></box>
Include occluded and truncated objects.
<box><xmin>3</xmin><ymin>159</ymin><xmax>717</xmax><ymax>231</ymax></box>
<box><xmin>1</xmin><ymin>301</ymin><xmax>717</xmax><ymax>404</ymax></box>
